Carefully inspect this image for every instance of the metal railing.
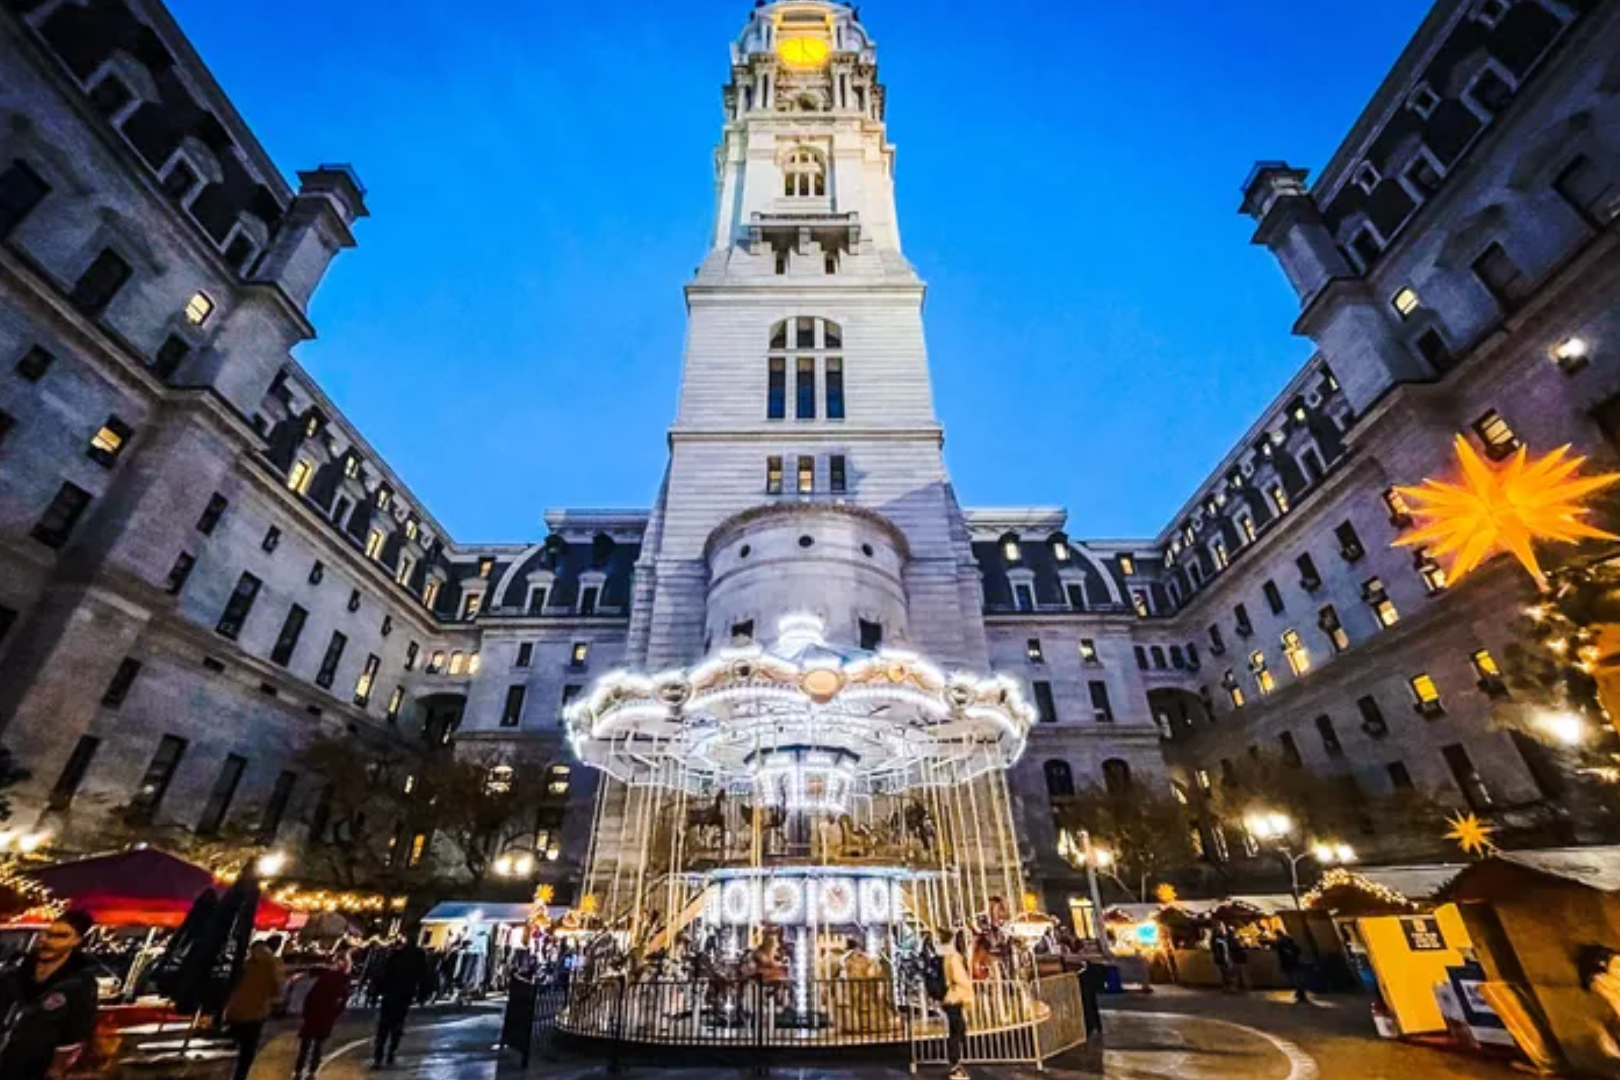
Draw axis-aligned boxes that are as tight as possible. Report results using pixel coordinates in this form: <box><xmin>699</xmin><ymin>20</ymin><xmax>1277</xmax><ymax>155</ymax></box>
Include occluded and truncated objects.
<box><xmin>907</xmin><ymin>975</ymin><xmax>1087</xmax><ymax>1071</ymax></box>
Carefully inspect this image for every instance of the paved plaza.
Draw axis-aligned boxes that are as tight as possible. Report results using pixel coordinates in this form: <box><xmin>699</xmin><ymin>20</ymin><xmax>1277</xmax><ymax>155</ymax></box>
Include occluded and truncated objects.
<box><xmin>227</xmin><ymin>990</ymin><xmax>1525</xmax><ymax>1080</ymax></box>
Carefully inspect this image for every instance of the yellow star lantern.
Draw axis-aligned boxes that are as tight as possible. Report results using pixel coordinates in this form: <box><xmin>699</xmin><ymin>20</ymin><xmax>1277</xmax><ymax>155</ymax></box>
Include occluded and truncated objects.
<box><xmin>1393</xmin><ymin>436</ymin><xmax>1620</xmax><ymax>591</ymax></box>
<box><xmin>1444</xmin><ymin>812</ymin><xmax>1499</xmax><ymax>859</ymax></box>
<box><xmin>1154</xmin><ymin>883</ymin><xmax>1179</xmax><ymax>906</ymax></box>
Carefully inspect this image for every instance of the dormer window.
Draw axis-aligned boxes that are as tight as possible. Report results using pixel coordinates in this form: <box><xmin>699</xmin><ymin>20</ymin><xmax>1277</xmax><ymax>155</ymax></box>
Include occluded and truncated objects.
<box><xmin>1465</xmin><ymin>65</ymin><xmax>1514</xmax><ymax>117</ymax></box>
<box><xmin>1002</xmin><ymin>534</ymin><xmax>1022</xmax><ymax>563</ymax></box>
<box><xmin>223</xmin><ymin>231</ymin><xmax>259</xmax><ymax>275</ymax></box>
<box><xmin>1407</xmin><ymin>82</ymin><xmax>1439</xmax><ymax>120</ymax></box>
<box><xmin>344</xmin><ymin>455</ymin><xmax>361</xmax><ymax>479</ymax></box>
<box><xmin>1351</xmin><ymin>162</ymin><xmax>1380</xmax><ymax>195</ymax></box>
<box><xmin>376</xmin><ymin>488</ymin><xmax>392</xmax><ymax>510</ymax></box>
<box><xmin>160</xmin><ymin>157</ymin><xmax>201</xmax><ymax>203</ymax></box>
<box><xmin>184</xmin><ymin>292</ymin><xmax>214</xmax><ymax>326</ymax></box>
<box><xmin>87</xmin><ymin>72</ymin><xmax>135</xmax><ymax>122</ymax></box>
<box><xmin>1349</xmin><ymin>227</ymin><xmax>1383</xmax><ymax>271</ymax></box>
<box><xmin>1472</xmin><ymin>0</ymin><xmax>1511</xmax><ymax>29</ymax></box>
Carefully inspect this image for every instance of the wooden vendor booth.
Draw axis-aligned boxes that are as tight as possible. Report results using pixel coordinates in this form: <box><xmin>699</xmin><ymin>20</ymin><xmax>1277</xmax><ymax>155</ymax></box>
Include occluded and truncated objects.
<box><xmin>1443</xmin><ymin>847</ymin><xmax>1620</xmax><ymax>1077</ymax></box>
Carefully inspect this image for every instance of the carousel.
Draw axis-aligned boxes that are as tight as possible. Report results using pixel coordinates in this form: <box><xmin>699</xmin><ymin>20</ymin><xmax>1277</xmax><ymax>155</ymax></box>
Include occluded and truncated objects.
<box><xmin>557</xmin><ymin>615</ymin><xmax>1070</xmax><ymax>1052</ymax></box>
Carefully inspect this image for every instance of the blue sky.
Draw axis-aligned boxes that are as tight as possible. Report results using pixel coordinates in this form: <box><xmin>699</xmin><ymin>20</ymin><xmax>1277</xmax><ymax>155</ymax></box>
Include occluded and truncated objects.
<box><xmin>169</xmin><ymin>0</ymin><xmax>1429</xmax><ymax>543</ymax></box>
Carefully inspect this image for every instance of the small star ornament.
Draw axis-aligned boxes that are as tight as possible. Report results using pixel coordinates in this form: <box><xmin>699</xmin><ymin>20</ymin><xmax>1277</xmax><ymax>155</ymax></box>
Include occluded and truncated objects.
<box><xmin>1393</xmin><ymin>437</ymin><xmax>1620</xmax><ymax>590</ymax></box>
<box><xmin>1444</xmin><ymin>812</ymin><xmax>1499</xmax><ymax>859</ymax></box>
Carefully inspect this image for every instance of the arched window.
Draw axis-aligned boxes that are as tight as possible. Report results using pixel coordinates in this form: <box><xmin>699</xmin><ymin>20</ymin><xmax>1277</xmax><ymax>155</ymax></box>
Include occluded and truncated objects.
<box><xmin>783</xmin><ymin>147</ymin><xmax>826</xmax><ymax>197</ymax></box>
<box><xmin>1102</xmin><ymin>758</ymin><xmax>1133</xmax><ymax>796</ymax></box>
<box><xmin>766</xmin><ymin>318</ymin><xmax>843</xmax><ymax>420</ymax></box>
<box><xmin>1044</xmin><ymin>759</ymin><xmax>1075</xmax><ymax>798</ymax></box>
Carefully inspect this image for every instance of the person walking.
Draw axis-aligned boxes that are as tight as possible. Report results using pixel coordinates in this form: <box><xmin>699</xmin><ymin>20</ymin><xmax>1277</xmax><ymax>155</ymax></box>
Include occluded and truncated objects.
<box><xmin>224</xmin><ymin>936</ymin><xmax>286</xmax><ymax>1080</ymax></box>
<box><xmin>1271</xmin><ymin>928</ymin><xmax>1308</xmax><ymax>1004</ymax></box>
<box><xmin>0</xmin><ymin>911</ymin><xmax>99</xmax><ymax>1080</ymax></box>
<box><xmin>937</xmin><ymin>928</ymin><xmax>974</xmax><ymax>1080</ymax></box>
<box><xmin>295</xmin><ymin>949</ymin><xmax>352</xmax><ymax>1079</ymax></box>
<box><xmin>372</xmin><ymin>934</ymin><xmax>432</xmax><ymax>1069</ymax></box>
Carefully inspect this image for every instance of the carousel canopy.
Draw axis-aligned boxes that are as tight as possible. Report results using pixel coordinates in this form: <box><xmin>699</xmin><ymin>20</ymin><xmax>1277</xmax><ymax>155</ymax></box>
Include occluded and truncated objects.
<box><xmin>28</xmin><ymin>848</ymin><xmax>292</xmax><ymax>929</ymax></box>
<box><xmin>565</xmin><ymin>615</ymin><xmax>1034</xmax><ymax>793</ymax></box>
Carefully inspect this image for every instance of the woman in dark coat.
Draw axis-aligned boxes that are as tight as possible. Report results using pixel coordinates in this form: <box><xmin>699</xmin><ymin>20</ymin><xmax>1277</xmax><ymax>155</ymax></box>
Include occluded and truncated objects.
<box><xmin>294</xmin><ymin>949</ymin><xmax>352</xmax><ymax>1079</ymax></box>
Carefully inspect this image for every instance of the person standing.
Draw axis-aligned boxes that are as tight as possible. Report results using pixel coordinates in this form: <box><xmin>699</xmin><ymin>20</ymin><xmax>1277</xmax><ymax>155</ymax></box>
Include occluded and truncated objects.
<box><xmin>1210</xmin><ymin>924</ymin><xmax>1234</xmax><ymax>992</ymax></box>
<box><xmin>295</xmin><ymin>949</ymin><xmax>352</xmax><ymax>1079</ymax></box>
<box><xmin>0</xmin><ymin>911</ymin><xmax>99</xmax><ymax>1080</ymax></box>
<box><xmin>1228</xmin><ymin>929</ymin><xmax>1250</xmax><ymax>993</ymax></box>
<box><xmin>1271</xmin><ymin>928</ymin><xmax>1308</xmax><ymax>1004</ymax></box>
<box><xmin>224</xmin><ymin>936</ymin><xmax>286</xmax><ymax>1080</ymax></box>
<box><xmin>938</xmin><ymin>928</ymin><xmax>974</xmax><ymax>1080</ymax></box>
<box><xmin>372</xmin><ymin>934</ymin><xmax>432</xmax><ymax>1069</ymax></box>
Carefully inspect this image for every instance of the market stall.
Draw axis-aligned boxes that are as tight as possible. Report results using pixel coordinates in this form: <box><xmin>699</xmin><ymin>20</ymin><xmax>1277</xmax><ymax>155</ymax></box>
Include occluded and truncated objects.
<box><xmin>28</xmin><ymin>848</ymin><xmax>294</xmax><ymax>929</ymax></box>
<box><xmin>1159</xmin><ymin>895</ymin><xmax>1297</xmax><ymax>989</ymax></box>
<box><xmin>421</xmin><ymin>901</ymin><xmax>536</xmax><ymax>995</ymax></box>
<box><xmin>1443</xmin><ymin>846</ymin><xmax>1620</xmax><ymax>1076</ymax></box>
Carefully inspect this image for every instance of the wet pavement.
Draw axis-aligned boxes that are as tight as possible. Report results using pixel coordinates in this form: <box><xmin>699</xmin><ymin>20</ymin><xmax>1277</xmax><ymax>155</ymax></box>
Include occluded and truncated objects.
<box><xmin>229</xmin><ymin>990</ymin><xmax>1526</xmax><ymax>1079</ymax></box>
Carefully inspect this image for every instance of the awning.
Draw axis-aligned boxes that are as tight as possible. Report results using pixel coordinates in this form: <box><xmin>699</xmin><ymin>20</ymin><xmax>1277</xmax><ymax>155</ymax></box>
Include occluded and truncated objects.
<box><xmin>421</xmin><ymin>901</ymin><xmax>535</xmax><ymax>925</ymax></box>
<box><xmin>28</xmin><ymin>848</ymin><xmax>292</xmax><ymax>929</ymax></box>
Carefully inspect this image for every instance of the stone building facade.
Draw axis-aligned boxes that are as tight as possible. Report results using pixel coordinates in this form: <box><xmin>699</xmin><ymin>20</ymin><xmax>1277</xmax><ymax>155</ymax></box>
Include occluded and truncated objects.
<box><xmin>0</xmin><ymin>0</ymin><xmax>1616</xmax><ymax>909</ymax></box>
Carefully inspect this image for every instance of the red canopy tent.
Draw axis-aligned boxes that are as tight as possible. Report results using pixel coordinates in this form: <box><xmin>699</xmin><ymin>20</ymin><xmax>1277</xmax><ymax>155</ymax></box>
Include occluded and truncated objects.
<box><xmin>28</xmin><ymin>848</ymin><xmax>293</xmax><ymax>929</ymax></box>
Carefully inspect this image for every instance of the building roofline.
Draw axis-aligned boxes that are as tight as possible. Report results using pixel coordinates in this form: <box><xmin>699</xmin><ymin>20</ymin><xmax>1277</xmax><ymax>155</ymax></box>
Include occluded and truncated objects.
<box><xmin>132</xmin><ymin>0</ymin><xmax>294</xmax><ymax>204</ymax></box>
<box><xmin>1313</xmin><ymin>0</ymin><xmax>1468</xmax><ymax>203</ymax></box>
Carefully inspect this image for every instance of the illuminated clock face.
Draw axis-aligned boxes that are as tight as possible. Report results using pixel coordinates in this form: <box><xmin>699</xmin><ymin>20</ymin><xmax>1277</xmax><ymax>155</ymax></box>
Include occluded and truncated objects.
<box><xmin>778</xmin><ymin>35</ymin><xmax>830</xmax><ymax>70</ymax></box>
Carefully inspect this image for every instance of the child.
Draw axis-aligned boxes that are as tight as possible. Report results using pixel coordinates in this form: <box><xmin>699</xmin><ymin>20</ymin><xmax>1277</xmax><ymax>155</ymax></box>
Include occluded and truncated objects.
<box><xmin>294</xmin><ymin>949</ymin><xmax>352</xmax><ymax>1079</ymax></box>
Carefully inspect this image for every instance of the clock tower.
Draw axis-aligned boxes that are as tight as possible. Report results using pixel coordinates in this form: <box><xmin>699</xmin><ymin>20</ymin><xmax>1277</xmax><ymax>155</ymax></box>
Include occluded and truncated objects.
<box><xmin>623</xmin><ymin>0</ymin><xmax>988</xmax><ymax>675</ymax></box>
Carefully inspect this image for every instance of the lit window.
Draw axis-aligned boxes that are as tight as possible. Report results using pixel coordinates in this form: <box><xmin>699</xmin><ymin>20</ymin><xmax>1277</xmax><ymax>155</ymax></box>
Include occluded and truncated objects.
<box><xmin>1052</xmin><ymin>538</ymin><xmax>1070</xmax><ymax>563</ymax></box>
<box><xmin>1392</xmin><ymin>287</ymin><xmax>1421</xmax><ymax>318</ymax></box>
<box><xmin>1212</xmin><ymin>540</ymin><xmax>1229</xmax><ymax>569</ymax></box>
<box><xmin>396</xmin><ymin>556</ymin><xmax>415</xmax><ymax>586</ymax></box>
<box><xmin>287</xmin><ymin>459</ymin><xmax>314</xmax><ymax>495</ymax></box>
<box><xmin>1132</xmin><ymin>590</ymin><xmax>1149</xmax><ymax>618</ymax></box>
<box><xmin>1415</xmin><ymin>549</ymin><xmax>1448</xmax><ymax>594</ymax></box>
<box><xmin>766</xmin><ymin>456</ymin><xmax>783</xmax><ymax>495</ymax></box>
<box><xmin>386</xmin><ymin>685</ymin><xmax>404</xmax><ymax>721</ymax></box>
<box><xmin>797</xmin><ymin>455</ymin><xmax>814</xmax><ymax>494</ymax></box>
<box><xmin>184</xmin><ymin>291</ymin><xmax>214</xmax><ymax>325</ymax></box>
<box><xmin>426</xmin><ymin>650</ymin><xmax>446</xmax><ymax>674</ymax></box>
<box><xmin>1026</xmin><ymin>638</ymin><xmax>1045</xmax><ymax>664</ymax></box>
<box><xmin>449</xmin><ymin>651</ymin><xmax>467</xmax><ymax>676</ymax></box>
<box><xmin>1364</xmin><ymin>578</ymin><xmax>1400</xmax><ymax>627</ymax></box>
<box><xmin>1196</xmin><ymin>769</ymin><xmax>1212</xmax><ymax>792</ymax></box>
<box><xmin>1250</xmin><ymin>651</ymin><xmax>1275</xmax><ymax>695</ymax></box>
<box><xmin>570</xmin><ymin>642</ymin><xmax>589</xmax><ymax>668</ymax></box>
<box><xmin>461</xmin><ymin>592</ymin><xmax>483</xmax><ymax>620</ymax></box>
<box><xmin>364</xmin><ymin>529</ymin><xmax>384</xmax><ymax>559</ymax></box>
<box><xmin>547</xmin><ymin>764</ymin><xmax>571</xmax><ymax>796</ymax></box>
<box><xmin>1239</xmin><ymin>516</ymin><xmax>1256</xmax><ymax>543</ymax></box>
<box><xmin>1282</xmin><ymin>629</ymin><xmax>1310</xmax><ymax>676</ymax></box>
<box><xmin>403</xmin><ymin>774</ymin><xmax>417</xmax><ymax>795</ymax></box>
<box><xmin>1472</xmin><ymin>409</ymin><xmax>1519</xmax><ymax>460</ymax></box>
<box><xmin>353</xmin><ymin>653</ymin><xmax>380</xmax><ymax>706</ymax></box>
<box><xmin>1003</xmin><ymin>536</ymin><xmax>1022</xmax><ymax>562</ymax></box>
<box><xmin>1319</xmin><ymin>605</ymin><xmax>1350</xmax><ymax>652</ymax></box>
<box><xmin>1269</xmin><ymin>484</ymin><xmax>1291</xmax><ymax>516</ymax></box>
<box><xmin>1383</xmin><ymin>487</ymin><xmax>1412</xmax><ymax>526</ymax></box>
<box><xmin>344</xmin><ymin>455</ymin><xmax>361</xmax><ymax>479</ymax></box>
<box><xmin>1078</xmin><ymin>639</ymin><xmax>1098</xmax><ymax>663</ymax></box>
<box><xmin>87</xmin><ymin>418</ymin><xmax>131</xmax><ymax>466</ymax></box>
<box><xmin>405</xmin><ymin>519</ymin><xmax>419</xmax><ymax>541</ymax></box>
<box><xmin>1222</xmin><ymin>670</ymin><xmax>1246</xmax><ymax>708</ymax></box>
<box><xmin>377</xmin><ymin>489</ymin><xmax>392</xmax><ymax>511</ymax></box>
<box><xmin>423</xmin><ymin>579</ymin><xmax>442</xmax><ymax>609</ymax></box>
<box><xmin>1119</xmin><ymin>556</ymin><xmax>1136</xmax><ymax>576</ymax></box>
<box><xmin>1470</xmin><ymin>649</ymin><xmax>1501</xmax><ymax>680</ymax></box>
<box><xmin>484</xmin><ymin>765</ymin><xmax>514</xmax><ymax>795</ymax></box>
<box><xmin>1410</xmin><ymin>673</ymin><xmax>1443</xmax><ymax>714</ymax></box>
<box><xmin>407</xmin><ymin>833</ymin><xmax>427</xmax><ymax>867</ymax></box>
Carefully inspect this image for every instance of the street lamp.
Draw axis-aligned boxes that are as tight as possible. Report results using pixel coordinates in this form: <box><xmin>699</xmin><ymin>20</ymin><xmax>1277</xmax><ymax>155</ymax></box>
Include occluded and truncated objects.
<box><xmin>1244</xmin><ymin>810</ymin><xmax>1355</xmax><ymax>908</ymax></box>
<box><xmin>1057</xmin><ymin>828</ymin><xmax>1114</xmax><ymax>957</ymax></box>
<box><xmin>493</xmin><ymin>851</ymin><xmax>537</xmax><ymax>878</ymax></box>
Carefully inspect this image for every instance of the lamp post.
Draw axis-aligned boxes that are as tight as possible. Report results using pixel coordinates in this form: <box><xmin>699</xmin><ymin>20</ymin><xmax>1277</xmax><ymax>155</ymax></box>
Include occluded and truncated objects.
<box><xmin>493</xmin><ymin>849</ymin><xmax>538</xmax><ymax>879</ymax></box>
<box><xmin>1058</xmin><ymin>828</ymin><xmax>1114</xmax><ymax>957</ymax></box>
<box><xmin>1244</xmin><ymin>811</ymin><xmax>1355</xmax><ymax>909</ymax></box>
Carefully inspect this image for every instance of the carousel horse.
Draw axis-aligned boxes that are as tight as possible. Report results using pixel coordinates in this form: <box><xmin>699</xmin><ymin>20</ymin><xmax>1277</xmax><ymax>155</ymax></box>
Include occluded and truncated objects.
<box><xmin>684</xmin><ymin>788</ymin><xmax>727</xmax><ymax>851</ymax></box>
<box><xmin>969</xmin><ymin>916</ymin><xmax>1014</xmax><ymax>980</ymax></box>
<box><xmin>889</xmin><ymin>801</ymin><xmax>937</xmax><ymax>854</ymax></box>
<box><xmin>737</xmin><ymin>798</ymin><xmax>787</xmax><ymax>853</ymax></box>
<box><xmin>837</xmin><ymin>814</ymin><xmax>875</xmax><ymax>857</ymax></box>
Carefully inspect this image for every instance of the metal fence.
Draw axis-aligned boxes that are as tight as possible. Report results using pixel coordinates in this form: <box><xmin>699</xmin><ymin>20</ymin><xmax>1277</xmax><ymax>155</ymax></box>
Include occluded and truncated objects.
<box><xmin>502</xmin><ymin>973</ymin><xmax>1083</xmax><ymax>1072</ymax></box>
<box><xmin>907</xmin><ymin>974</ymin><xmax>1087</xmax><ymax>1071</ymax></box>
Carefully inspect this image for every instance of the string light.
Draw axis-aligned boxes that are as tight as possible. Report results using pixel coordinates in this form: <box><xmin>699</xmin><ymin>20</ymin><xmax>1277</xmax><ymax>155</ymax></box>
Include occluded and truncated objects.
<box><xmin>1301</xmin><ymin>867</ymin><xmax>1416</xmax><ymax>912</ymax></box>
